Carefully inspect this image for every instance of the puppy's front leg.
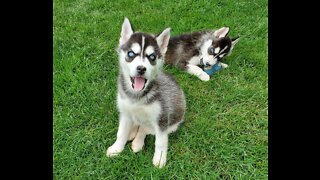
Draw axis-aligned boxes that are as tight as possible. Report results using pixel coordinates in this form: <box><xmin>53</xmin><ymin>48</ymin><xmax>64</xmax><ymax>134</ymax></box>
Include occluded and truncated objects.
<box><xmin>107</xmin><ymin>114</ymin><xmax>132</xmax><ymax>157</ymax></box>
<box><xmin>219</xmin><ymin>62</ymin><xmax>229</xmax><ymax>68</ymax></box>
<box><xmin>186</xmin><ymin>64</ymin><xmax>210</xmax><ymax>81</ymax></box>
<box><xmin>153</xmin><ymin>131</ymin><xmax>168</xmax><ymax>168</ymax></box>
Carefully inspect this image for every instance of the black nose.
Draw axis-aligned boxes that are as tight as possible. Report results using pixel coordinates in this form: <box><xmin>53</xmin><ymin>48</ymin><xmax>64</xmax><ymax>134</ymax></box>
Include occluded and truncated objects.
<box><xmin>205</xmin><ymin>62</ymin><xmax>211</xmax><ymax>67</ymax></box>
<box><xmin>137</xmin><ymin>66</ymin><xmax>146</xmax><ymax>75</ymax></box>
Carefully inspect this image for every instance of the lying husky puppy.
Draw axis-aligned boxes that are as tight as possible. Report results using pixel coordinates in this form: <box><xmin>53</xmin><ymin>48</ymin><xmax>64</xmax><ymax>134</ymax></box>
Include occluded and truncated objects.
<box><xmin>106</xmin><ymin>18</ymin><xmax>186</xmax><ymax>168</ymax></box>
<box><xmin>165</xmin><ymin>27</ymin><xmax>239</xmax><ymax>81</ymax></box>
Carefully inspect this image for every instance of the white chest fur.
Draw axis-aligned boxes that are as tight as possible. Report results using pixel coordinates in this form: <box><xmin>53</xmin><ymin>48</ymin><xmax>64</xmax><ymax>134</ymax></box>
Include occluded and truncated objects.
<box><xmin>117</xmin><ymin>94</ymin><xmax>161</xmax><ymax>126</ymax></box>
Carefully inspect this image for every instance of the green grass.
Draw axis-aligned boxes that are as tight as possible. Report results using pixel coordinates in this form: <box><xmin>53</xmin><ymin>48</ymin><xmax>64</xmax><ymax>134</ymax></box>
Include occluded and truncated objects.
<box><xmin>54</xmin><ymin>0</ymin><xmax>268</xmax><ymax>179</ymax></box>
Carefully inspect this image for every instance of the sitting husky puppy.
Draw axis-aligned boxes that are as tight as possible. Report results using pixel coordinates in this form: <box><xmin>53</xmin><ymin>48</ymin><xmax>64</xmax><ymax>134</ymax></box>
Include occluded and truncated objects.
<box><xmin>165</xmin><ymin>27</ymin><xmax>239</xmax><ymax>81</ymax></box>
<box><xmin>106</xmin><ymin>18</ymin><xmax>186</xmax><ymax>168</ymax></box>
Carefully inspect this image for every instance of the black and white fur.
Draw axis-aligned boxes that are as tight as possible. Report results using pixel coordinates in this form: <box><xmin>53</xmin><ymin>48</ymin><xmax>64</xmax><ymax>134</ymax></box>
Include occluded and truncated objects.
<box><xmin>165</xmin><ymin>27</ymin><xmax>239</xmax><ymax>81</ymax></box>
<box><xmin>106</xmin><ymin>18</ymin><xmax>186</xmax><ymax>168</ymax></box>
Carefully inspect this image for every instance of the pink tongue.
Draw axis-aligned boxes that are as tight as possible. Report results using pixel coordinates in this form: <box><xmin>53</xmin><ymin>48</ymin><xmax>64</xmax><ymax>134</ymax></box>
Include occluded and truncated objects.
<box><xmin>133</xmin><ymin>77</ymin><xmax>145</xmax><ymax>92</ymax></box>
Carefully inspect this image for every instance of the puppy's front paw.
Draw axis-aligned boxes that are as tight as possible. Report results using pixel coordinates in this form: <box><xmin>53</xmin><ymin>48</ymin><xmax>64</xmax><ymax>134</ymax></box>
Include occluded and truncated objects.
<box><xmin>106</xmin><ymin>144</ymin><xmax>123</xmax><ymax>157</ymax></box>
<box><xmin>220</xmin><ymin>63</ymin><xmax>228</xmax><ymax>68</ymax></box>
<box><xmin>152</xmin><ymin>151</ymin><xmax>167</xmax><ymax>168</ymax></box>
<box><xmin>199</xmin><ymin>73</ymin><xmax>210</xmax><ymax>81</ymax></box>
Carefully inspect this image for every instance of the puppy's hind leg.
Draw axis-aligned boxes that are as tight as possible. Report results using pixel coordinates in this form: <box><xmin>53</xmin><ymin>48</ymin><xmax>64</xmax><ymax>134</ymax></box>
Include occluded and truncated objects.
<box><xmin>131</xmin><ymin>126</ymin><xmax>147</xmax><ymax>153</ymax></box>
<box><xmin>128</xmin><ymin>125</ymin><xmax>139</xmax><ymax>141</ymax></box>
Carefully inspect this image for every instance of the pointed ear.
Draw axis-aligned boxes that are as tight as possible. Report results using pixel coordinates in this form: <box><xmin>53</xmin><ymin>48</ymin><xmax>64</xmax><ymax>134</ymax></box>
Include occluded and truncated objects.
<box><xmin>119</xmin><ymin>17</ymin><xmax>133</xmax><ymax>46</ymax></box>
<box><xmin>156</xmin><ymin>28</ymin><xmax>171</xmax><ymax>55</ymax></box>
<box><xmin>229</xmin><ymin>37</ymin><xmax>240</xmax><ymax>55</ymax></box>
<box><xmin>214</xmin><ymin>27</ymin><xmax>230</xmax><ymax>38</ymax></box>
<box><xmin>231</xmin><ymin>37</ymin><xmax>240</xmax><ymax>46</ymax></box>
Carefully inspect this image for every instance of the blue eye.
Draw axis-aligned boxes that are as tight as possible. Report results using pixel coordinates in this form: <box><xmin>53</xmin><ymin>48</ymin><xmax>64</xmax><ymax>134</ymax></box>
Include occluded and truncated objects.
<box><xmin>148</xmin><ymin>54</ymin><xmax>156</xmax><ymax>61</ymax></box>
<box><xmin>209</xmin><ymin>47</ymin><xmax>215</xmax><ymax>55</ymax></box>
<box><xmin>128</xmin><ymin>51</ymin><xmax>135</xmax><ymax>58</ymax></box>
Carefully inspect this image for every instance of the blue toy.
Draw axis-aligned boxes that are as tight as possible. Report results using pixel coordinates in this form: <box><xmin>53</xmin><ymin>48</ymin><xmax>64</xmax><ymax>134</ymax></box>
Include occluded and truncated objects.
<box><xmin>204</xmin><ymin>63</ymin><xmax>222</xmax><ymax>76</ymax></box>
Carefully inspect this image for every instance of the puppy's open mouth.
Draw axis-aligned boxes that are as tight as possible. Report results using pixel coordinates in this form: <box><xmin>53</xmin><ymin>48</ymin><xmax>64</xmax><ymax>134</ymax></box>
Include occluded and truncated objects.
<box><xmin>130</xmin><ymin>77</ymin><xmax>147</xmax><ymax>92</ymax></box>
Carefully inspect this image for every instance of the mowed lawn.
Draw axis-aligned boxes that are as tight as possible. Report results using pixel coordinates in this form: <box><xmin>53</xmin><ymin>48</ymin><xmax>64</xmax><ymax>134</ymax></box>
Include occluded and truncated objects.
<box><xmin>54</xmin><ymin>0</ymin><xmax>268</xmax><ymax>179</ymax></box>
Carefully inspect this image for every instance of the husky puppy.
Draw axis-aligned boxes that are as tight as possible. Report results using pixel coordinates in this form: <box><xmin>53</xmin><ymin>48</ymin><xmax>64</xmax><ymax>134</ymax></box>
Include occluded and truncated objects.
<box><xmin>106</xmin><ymin>18</ymin><xmax>186</xmax><ymax>168</ymax></box>
<box><xmin>165</xmin><ymin>27</ymin><xmax>239</xmax><ymax>81</ymax></box>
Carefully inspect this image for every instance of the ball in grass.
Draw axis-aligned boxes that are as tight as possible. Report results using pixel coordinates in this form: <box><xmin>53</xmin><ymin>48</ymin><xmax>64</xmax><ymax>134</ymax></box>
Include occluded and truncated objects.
<box><xmin>204</xmin><ymin>63</ymin><xmax>222</xmax><ymax>76</ymax></box>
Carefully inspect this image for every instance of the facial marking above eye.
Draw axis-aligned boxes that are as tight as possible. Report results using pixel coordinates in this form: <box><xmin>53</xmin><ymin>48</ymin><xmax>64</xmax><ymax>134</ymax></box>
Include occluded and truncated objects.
<box><xmin>214</xmin><ymin>47</ymin><xmax>221</xmax><ymax>54</ymax></box>
<box><xmin>147</xmin><ymin>53</ymin><xmax>156</xmax><ymax>61</ymax></box>
<box><xmin>128</xmin><ymin>51</ymin><xmax>135</xmax><ymax>58</ymax></box>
